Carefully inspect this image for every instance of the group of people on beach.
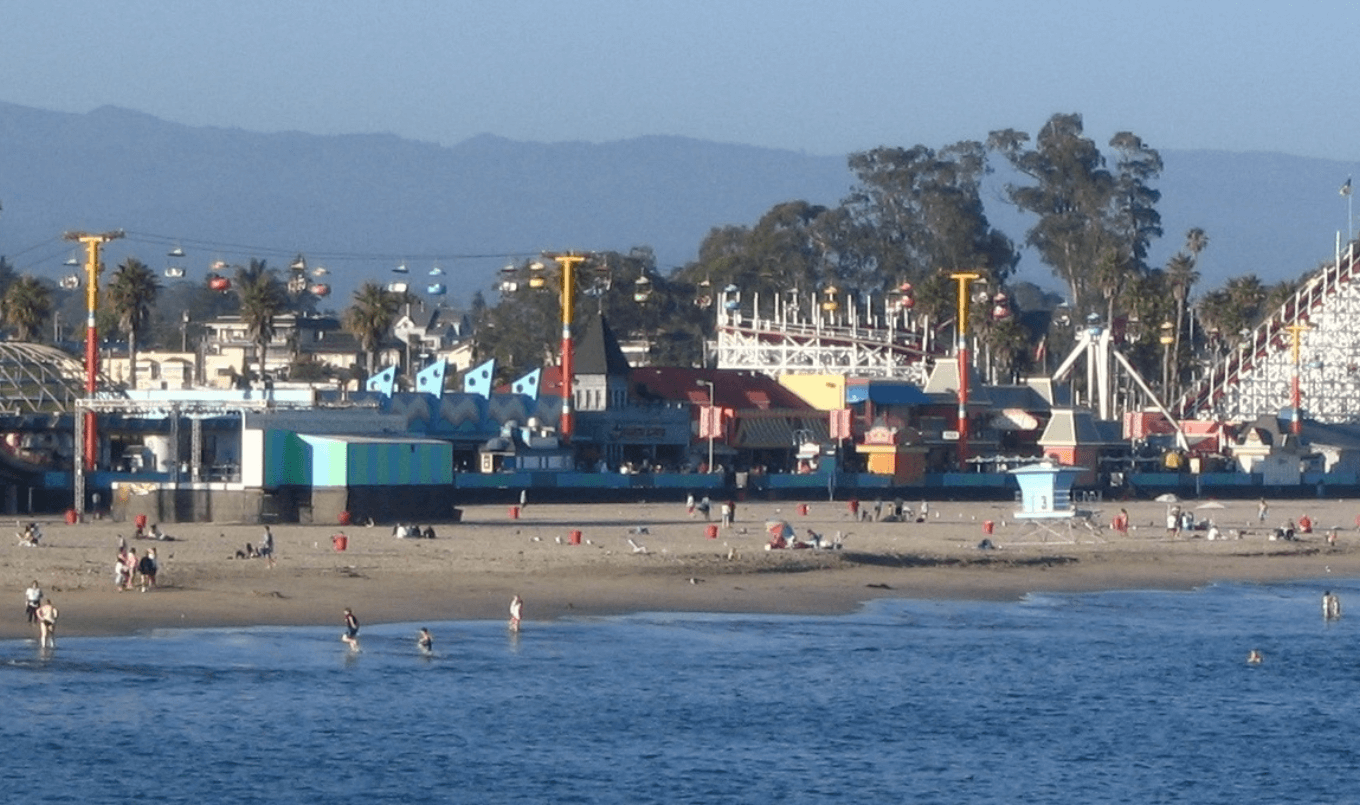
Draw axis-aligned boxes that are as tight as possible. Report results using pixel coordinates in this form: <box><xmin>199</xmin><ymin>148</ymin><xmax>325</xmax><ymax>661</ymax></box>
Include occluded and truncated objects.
<box><xmin>23</xmin><ymin>580</ymin><xmax>57</xmax><ymax>648</ymax></box>
<box><xmin>232</xmin><ymin>525</ymin><xmax>275</xmax><ymax>566</ymax></box>
<box><xmin>114</xmin><ymin>539</ymin><xmax>158</xmax><ymax>592</ymax></box>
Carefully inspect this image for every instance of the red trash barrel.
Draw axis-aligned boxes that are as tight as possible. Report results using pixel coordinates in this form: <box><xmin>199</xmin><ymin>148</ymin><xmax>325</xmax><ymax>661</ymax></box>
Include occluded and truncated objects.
<box><xmin>569</xmin><ymin>530</ymin><xmax>582</xmax><ymax>545</ymax></box>
<box><xmin>64</xmin><ymin>509</ymin><xmax>78</xmax><ymax>525</ymax></box>
<box><xmin>706</xmin><ymin>524</ymin><xmax>719</xmax><ymax>539</ymax></box>
<box><xmin>983</xmin><ymin>520</ymin><xmax>994</xmax><ymax>535</ymax></box>
<box><xmin>510</xmin><ymin>506</ymin><xmax>520</xmax><ymax>520</ymax></box>
<box><xmin>338</xmin><ymin>511</ymin><xmax>352</xmax><ymax>526</ymax></box>
<box><xmin>332</xmin><ymin>534</ymin><xmax>348</xmax><ymax>551</ymax></box>
<box><xmin>134</xmin><ymin>514</ymin><xmax>148</xmax><ymax>531</ymax></box>
<box><xmin>798</xmin><ymin>503</ymin><xmax>809</xmax><ymax>516</ymax></box>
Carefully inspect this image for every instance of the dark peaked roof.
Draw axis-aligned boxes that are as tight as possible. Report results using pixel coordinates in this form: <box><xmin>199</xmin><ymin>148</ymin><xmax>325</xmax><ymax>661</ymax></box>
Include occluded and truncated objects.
<box><xmin>574</xmin><ymin>315</ymin><xmax>631</xmax><ymax>376</ymax></box>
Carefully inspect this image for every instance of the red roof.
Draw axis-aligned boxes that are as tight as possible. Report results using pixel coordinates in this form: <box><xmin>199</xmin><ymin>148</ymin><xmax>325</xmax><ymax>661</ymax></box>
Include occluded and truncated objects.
<box><xmin>629</xmin><ymin>367</ymin><xmax>814</xmax><ymax>411</ymax></box>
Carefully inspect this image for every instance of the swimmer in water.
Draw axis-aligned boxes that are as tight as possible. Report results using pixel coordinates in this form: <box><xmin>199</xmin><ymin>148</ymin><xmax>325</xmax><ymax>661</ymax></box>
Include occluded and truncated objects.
<box><xmin>417</xmin><ymin>628</ymin><xmax>433</xmax><ymax>653</ymax></box>
<box><xmin>341</xmin><ymin>608</ymin><xmax>360</xmax><ymax>650</ymax></box>
<box><xmin>1247</xmin><ymin>649</ymin><xmax>1263</xmax><ymax>665</ymax></box>
<box><xmin>1323</xmin><ymin>591</ymin><xmax>1342</xmax><ymax>621</ymax></box>
<box><xmin>509</xmin><ymin>595</ymin><xmax>523</xmax><ymax>633</ymax></box>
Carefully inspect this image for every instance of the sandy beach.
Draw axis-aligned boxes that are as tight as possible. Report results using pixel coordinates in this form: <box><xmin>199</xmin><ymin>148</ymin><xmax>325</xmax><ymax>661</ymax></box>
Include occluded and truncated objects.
<box><xmin>5</xmin><ymin>495</ymin><xmax>1359</xmax><ymax>640</ymax></box>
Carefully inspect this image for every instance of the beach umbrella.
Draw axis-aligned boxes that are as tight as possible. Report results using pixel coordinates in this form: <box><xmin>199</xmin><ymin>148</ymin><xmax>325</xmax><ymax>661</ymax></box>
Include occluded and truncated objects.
<box><xmin>1155</xmin><ymin>493</ymin><xmax>1179</xmax><ymax>503</ymax></box>
<box><xmin>765</xmin><ymin>520</ymin><xmax>794</xmax><ymax>539</ymax></box>
<box><xmin>1195</xmin><ymin>501</ymin><xmax>1226</xmax><ymax>510</ymax></box>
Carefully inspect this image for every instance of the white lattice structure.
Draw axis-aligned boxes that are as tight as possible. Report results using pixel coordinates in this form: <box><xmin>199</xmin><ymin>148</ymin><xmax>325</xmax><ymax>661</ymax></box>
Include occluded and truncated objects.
<box><xmin>714</xmin><ymin>286</ymin><xmax>934</xmax><ymax>383</ymax></box>
<box><xmin>1178</xmin><ymin>239</ymin><xmax>1360</xmax><ymax>424</ymax></box>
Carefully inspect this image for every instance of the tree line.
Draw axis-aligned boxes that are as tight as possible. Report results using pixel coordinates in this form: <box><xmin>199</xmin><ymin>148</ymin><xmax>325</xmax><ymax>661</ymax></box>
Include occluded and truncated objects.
<box><xmin>0</xmin><ymin>112</ymin><xmax>1308</xmax><ymax>397</ymax></box>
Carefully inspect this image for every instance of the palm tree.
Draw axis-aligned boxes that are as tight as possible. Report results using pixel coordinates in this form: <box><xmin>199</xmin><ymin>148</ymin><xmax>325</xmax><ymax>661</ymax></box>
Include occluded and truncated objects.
<box><xmin>344</xmin><ymin>282</ymin><xmax>401</xmax><ymax>376</ymax></box>
<box><xmin>107</xmin><ymin>257</ymin><xmax>161</xmax><ymax>389</ymax></box>
<box><xmin>2</xmin><ymin>276</ymin><xmax>51</xmax><ymax>341</ymax></box>
<box><xmin>234</xmin><ymin>260</ymin><xmax>286</xmax><ymax>385</ymax></box>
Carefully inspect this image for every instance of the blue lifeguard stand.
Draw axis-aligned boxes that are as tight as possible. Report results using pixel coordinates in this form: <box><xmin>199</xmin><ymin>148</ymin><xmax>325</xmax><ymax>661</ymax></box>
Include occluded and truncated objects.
<box><xmin>1009</xmin><ymin>462</ymin><xmax>1103</xmax><ymax>543</ymax></box>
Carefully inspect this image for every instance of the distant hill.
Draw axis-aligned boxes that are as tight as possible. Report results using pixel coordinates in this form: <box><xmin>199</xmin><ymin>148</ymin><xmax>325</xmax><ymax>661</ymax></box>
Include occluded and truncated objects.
<box><xmin>0</xmin><ymin>101</ymin><xmax>1352</xmax><ymax>309</ymax></box>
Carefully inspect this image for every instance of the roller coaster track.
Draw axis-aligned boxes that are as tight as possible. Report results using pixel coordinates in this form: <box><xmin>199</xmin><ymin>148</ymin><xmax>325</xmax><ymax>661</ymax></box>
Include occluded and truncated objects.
<box><xmin>1174</xmin><ymin>240</ymin><xmax>1360</xmax><ymax>423</ymax></box>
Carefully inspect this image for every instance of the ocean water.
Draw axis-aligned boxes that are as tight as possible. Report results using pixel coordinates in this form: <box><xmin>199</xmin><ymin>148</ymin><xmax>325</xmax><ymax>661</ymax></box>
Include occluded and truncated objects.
<box><xmin>3</xmin><ymin>579</ymin><xmax>1358</xmax><ymax>804</ymax></box>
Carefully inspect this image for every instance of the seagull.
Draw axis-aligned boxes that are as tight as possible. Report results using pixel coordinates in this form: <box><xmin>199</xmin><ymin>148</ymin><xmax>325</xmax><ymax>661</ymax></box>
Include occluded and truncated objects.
<box><xmin>628</xmin><ymin>538</ymin><xmax>648</xmax><ymax>554</ymax></box>
<box><xmin>628</xmin><ymin>526</ymin><xmax>650</xmax><ymax>535</ymax></box>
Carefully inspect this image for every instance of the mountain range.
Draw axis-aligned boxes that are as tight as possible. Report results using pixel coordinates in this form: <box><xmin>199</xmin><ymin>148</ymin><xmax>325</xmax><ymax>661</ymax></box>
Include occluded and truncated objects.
<box><xmin>0</xmin><ymin>100</ymin><xmax>1353</xmax><ymax>310</ymax></box>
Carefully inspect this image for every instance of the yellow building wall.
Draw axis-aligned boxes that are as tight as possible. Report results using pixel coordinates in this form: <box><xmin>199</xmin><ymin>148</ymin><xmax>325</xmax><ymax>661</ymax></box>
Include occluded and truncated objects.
<box><xmin>778</xmin><ymin>374</ymin><xmax>844</xmax><ymax>411</ymax></box>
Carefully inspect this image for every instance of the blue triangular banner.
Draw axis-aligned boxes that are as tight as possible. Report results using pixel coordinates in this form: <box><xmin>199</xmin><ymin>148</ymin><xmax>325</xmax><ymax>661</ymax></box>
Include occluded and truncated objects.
<box><xmin>365</xmin><ymin>365</ymin><xmax>397</xmax><ymax>396</ymax></box>
<box><xmin>416</xmin><ymin>358</ymin><xmax>448</xmax><ymax>396</ymax></box>
<box><xmin>463</xmin><ymin>359</ymin><xmax>495</xmax><ymax>398</ymax></box>
<box><xmin>511</xmin><ymin>368</ymin><xmax>541</xmax><ymax>401</ymax></box>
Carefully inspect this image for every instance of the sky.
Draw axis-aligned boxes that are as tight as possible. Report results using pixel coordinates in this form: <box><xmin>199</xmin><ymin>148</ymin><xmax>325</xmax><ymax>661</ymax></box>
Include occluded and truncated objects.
<box><xmin>3</xmin><ymin>0</ymin><xmax>1359</xmax><ymax>162</ymax></box>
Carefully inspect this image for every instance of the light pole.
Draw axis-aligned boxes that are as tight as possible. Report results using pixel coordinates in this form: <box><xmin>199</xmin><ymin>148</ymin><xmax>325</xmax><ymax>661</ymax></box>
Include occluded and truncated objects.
<box><xmin>696</xmin><ymin>378</ymin><xmax>716</xmax><ymax>473</ymax></box>
<box><xmin>1286</xmin><ymin>322</ymin><xmax>1311</xmax><ymax>436</ymax></box>
<box><xmin>63</xmin><ymin>229</ymin><xmax>123</xmax><ymax>473</ymax></box>
<box><xmin>949</xmin><ymin>271</ymin><xmax>983</xmax><ymax>470</ymax></box>
<box><xmin>552</xmin><ymin>253</ymin><xmax>587</xmax><ymax>442</ymax></box>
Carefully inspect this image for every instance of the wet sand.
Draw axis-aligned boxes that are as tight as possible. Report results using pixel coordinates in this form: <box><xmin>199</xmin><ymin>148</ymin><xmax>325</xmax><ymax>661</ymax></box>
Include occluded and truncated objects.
<box><xmin>4</xmin><ymin>496</ymin><xmax>1356</xmax><ymax>640</ymax></box>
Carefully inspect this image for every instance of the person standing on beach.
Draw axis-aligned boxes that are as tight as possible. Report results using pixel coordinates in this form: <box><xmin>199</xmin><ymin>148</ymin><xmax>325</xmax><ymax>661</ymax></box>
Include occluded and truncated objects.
<box><xmin>35</xmin><ymin>599</ymin><xmax>57</xmax><ymax>648</ymax></box>
<box><xmin>509</xmin><ymin>595</ymin><xmax>523</xmax><ymax>632</ymax></box>
<box><xmin>721</xmin><ymin>501</ymin><xmax>732</xmax><ymax>528</ymax></box>
<box><xmin>342</xmin><ymin>608</ymin><xmax>360</xmax><ymax>650</ymax></box>
<box><xmin>25</xmin><ymin>580</ymin><xmax>42</xmax><ymax>624</ymax></box>
<box><xmin>138</xmin><ymin>548</ymin><xmax>158</xmax><ymax>591</ymax></box>
<box><xmin>686</xmin><ymin>493</ymin><xmax>695</xmax><ymax>517</ymax></box>
<box><xmin>260</xmin><ymin>525</ymin><xmax>275</xmax><ymax>568</ymax></box>
<box><xmin>1258</xmin><ymin>498</ymin><xmax>1269</xmax><ymax>523</ymax></box>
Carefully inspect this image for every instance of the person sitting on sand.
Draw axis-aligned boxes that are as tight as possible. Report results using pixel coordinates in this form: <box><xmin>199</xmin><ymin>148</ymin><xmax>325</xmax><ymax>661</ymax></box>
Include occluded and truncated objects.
<box><xmin>1298</xmin><ymin>514</ymin><xmax>1313</xmax><ymax>534</ymax></box>
<box><xmin>422</xmin><ymin>526</ymin><xmax>436</xmax><ymax>539</ymax></box>
<box><xmin>18</xmin><ymin>522</ymin><xmax>42</xmax><ymax>547</ymax></box>
<box><xmin>342</xmin><ymin>608</ymin><xmax>360</xmax><ymax>649</ymax></box>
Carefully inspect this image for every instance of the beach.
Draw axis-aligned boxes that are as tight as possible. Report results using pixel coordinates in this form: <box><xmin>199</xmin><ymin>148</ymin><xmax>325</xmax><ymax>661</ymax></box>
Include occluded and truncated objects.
<box><xmin>5</xmin><ymin>495</ymin><xmax>1358</xmax><ymax>640</ymax></box>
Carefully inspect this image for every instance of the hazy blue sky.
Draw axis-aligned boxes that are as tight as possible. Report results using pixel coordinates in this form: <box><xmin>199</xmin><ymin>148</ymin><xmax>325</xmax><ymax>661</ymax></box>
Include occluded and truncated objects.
<box><xmin>3</xmin><ymin>1</ymin><xmax>1357</xmax><ymax>159</ymax></box>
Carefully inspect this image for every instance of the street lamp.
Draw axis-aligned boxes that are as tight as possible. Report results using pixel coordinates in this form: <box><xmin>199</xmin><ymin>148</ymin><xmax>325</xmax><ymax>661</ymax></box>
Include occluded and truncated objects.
<box><xmin>696</xmin><ymin>378</ymin><xmax>716</xmax><ymax>473</ymax></box>
<box><xmin>1159</xmin><ymin>321</ymin><xmax>1175</xmax><ymax>398</ymax></box>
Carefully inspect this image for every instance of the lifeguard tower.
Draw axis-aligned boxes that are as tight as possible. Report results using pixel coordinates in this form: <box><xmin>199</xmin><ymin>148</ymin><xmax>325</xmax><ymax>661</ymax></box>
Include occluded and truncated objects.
<box><xmin>1008</xmin><ymin>461</ymin><xmax>1103</xmax><ymax>544</ymax></box>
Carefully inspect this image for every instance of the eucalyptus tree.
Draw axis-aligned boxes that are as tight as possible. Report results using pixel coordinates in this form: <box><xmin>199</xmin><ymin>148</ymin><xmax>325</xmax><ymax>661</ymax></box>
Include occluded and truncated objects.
<box><xmin>107</xmin><ymin>257</ymin><xmax>161</xmax><ymax>389</ymax></box>
<box><xmin>1</xmin><ymin>275</ymin><xmax>51</xmax><ymax>341</ymax></box>
<box><xmin>989</xmin><ymin>114</ymin><xmax>1163</xmax><ymax>322</ymax></box>
<box><xmin>234</xmin><ymin>259</ymin><xmax>287</xmax><ymax>384</ymax></box>
<box><xmin>344</xmin><ymin>281</ymin><xmax>402</xmax><ymax>376</ymax></box>
<box><xmin>837</xmin><ymin>141</ymin><xmax>1017</xmax><ymax>290</ymax></box>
